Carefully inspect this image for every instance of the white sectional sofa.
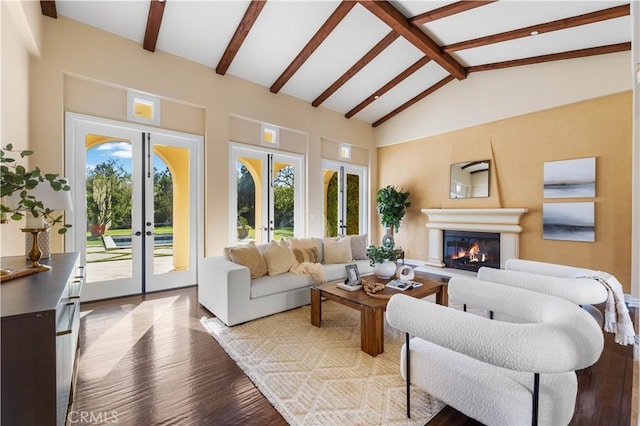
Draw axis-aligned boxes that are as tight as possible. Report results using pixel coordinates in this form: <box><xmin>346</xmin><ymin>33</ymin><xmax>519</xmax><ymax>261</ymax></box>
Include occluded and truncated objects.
<box><xmin>198</xmin><ymin>237</ymin><xmax>373</xmax><ymax>326</ymax></box>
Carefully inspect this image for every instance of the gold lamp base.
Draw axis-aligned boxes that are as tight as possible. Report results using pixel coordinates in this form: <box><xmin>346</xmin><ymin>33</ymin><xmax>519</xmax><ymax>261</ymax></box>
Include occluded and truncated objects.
<box><xmin>21</xmin><ymin>227</ymin><xmax>52</xmax><ymax>271</ymax></box>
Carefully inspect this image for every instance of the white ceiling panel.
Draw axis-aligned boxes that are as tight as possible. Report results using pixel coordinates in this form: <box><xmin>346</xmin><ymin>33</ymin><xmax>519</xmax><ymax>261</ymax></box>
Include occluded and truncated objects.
<box><xmin>354</xmin><ymin>61</ymin><xmax>450</xmax><ymax>123</ymax></box>
<box><xmin>281</xmin><ymin>3</ymin><xmax>391</xmax><ymax>102</ymax></box>
<box><xmin>57</xmin><ymin>1</ymin><xmax>149</xmax><ymax>44</ymax></box>
<box><xmin>455</xmin><ymin>17</ymin><xmax>631</xmax><ymax>67</ymax></box>
<box><xmin>156</xmin><ymin>1</ymin><xmax>250</xmax><ymax>69</ymax></box>
<box><xmin>322</xmin><ymin>38</ymin><xmax>424</xmax><ymax>114</ymax></box>
<box><xmin>228</xmin><ymin>1</ymin><xmax>340</xmax><ymax>88</ymax></box>
<box><xmin>420</xmin><ymin>1</ymin><xmax>628</xmax><ymax>45</ymax></box>
<box><xmin>54</xmin><ymin>1</ymin><xmax>632</xmax><ymax>125</ymax></box>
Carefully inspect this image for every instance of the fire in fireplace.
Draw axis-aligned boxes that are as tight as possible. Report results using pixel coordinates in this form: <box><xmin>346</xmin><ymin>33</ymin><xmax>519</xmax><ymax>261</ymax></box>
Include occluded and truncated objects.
<box><xmin>443</xmin><ymin>230</ymin><xmax>500</xmax><ymax>272</ymax></box>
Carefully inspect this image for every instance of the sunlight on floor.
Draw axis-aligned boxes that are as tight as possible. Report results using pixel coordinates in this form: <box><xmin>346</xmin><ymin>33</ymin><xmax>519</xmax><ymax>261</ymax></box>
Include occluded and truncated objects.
<box><xmin>80</xmin><ymin>296</ymin><xmax>179</xmax><ymax>381</ymax></box>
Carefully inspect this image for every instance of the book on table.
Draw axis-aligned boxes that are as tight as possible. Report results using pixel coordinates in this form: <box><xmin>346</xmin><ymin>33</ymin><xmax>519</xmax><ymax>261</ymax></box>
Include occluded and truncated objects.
<box><xmin>386</xmin><ymin>280</ymin><xmax>423</xmax><ymax>291</ymax></box>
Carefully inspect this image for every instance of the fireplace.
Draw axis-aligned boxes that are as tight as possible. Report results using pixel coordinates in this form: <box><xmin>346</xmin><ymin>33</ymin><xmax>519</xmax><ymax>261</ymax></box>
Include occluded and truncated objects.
<box><xmin>419</xmin><ymin>208</ymin><xmax>528</xmax><ymax>272</ymax></box>
<box><xmin>443</xmin><ymin>230</ymin><xmax>500</xmax><ymax>272</ymax></box>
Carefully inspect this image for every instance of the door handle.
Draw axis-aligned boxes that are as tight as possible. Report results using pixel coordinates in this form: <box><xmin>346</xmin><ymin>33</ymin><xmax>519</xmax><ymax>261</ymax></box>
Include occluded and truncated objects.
<box><xmin>133</xmin><ymin>231</ymin><xmax>142</xmax><ymax>236</ymax></box>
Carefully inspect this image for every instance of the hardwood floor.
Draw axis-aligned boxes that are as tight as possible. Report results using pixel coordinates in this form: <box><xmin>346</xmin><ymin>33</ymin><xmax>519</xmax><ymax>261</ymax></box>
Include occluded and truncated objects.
<box><xmin>70</xmin><ymin>287</ymin><xmax>636</xmax><ymax>425</ymax></box>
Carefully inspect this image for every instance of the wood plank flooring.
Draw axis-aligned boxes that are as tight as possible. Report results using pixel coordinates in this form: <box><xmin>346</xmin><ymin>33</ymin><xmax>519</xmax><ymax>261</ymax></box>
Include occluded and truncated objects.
<box><xmin>70</xmin><ymin>287</ymin><xmax>636</xmax><ymax>425</ymax></box>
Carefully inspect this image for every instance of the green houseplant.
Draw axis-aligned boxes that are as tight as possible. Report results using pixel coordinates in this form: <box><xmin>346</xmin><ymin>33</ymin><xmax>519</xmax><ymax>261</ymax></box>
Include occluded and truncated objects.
<box><xmin>376</xmin><ymin>185</ymin><xmax>410</xmax><ymax>247</ymax></box>
<box><xmin>1</xmin><ymin>144</ymin><xmax>71</xmax><ymax>233</ymax></box>
<box><xmin>366</xmin><ymin>244</ymin><xmax>399</xmax><ymax>267</ymax></box>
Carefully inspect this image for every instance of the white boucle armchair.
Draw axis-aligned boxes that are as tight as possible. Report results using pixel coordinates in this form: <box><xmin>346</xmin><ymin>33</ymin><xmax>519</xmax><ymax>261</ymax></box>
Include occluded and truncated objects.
<box><xmin>386</xmin><ymin>276</ymin><xmax>604</xmax><ymax>426</ymax></box>
<box><xmin>478</xmin><ymin>259</ymin><xmax>608</xmax><ymax>325</ymax></box>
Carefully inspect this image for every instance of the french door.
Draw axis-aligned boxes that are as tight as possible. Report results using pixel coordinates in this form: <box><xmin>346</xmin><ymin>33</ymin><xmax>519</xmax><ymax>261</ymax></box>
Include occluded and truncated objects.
<box><xmin>322</xmin><ymin>160</ymin><xmax>367</xmax><ymax>237</ymax></box>
<box><xmin>230</xmin><ymin>145</ymin><xmax>304</xmax><ymax>244</ymax></box>
<box><xmin>65</xmin><ymin>114</ymin><xmax>202</xmax><ymax>301</ymax></box>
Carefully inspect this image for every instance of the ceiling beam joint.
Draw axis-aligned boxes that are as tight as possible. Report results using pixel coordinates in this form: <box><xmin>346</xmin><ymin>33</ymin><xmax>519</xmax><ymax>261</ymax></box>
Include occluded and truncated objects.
<box><xmin>357</xmin><ymin>0</ymin><xmax>466</xmax><ymax>80</ymax></box>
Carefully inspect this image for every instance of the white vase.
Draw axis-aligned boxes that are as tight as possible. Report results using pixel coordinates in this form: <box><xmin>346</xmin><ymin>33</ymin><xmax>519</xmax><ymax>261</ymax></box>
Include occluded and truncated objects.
<box><xmin>374</xmin><ymin>260</ymin><xmax>397</xmax><ymax>279</ymax></box>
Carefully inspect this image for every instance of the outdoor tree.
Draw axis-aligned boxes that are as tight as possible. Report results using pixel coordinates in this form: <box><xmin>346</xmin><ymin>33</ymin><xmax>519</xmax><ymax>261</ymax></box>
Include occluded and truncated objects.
<box><xmin>86</xmin><ymin>159</ymin><xmax>132</xmax><ymax>235</ymax></box>
<box><xmin>154</xmin><ymin>167</ymin><xmax>173</xmax><ymax>226</ymax></box>
<box><xmin>273</xmin><ymin>165</ymin><xmax>294</xmax><ymax>229</ymax></box>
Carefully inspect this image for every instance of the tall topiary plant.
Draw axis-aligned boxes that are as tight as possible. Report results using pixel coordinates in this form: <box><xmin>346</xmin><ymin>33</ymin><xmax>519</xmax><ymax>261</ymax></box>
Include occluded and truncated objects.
<box><xmin>376</xmin><ymin>185</ymin><xmax>411</xmax><ymax>243</ymax></box>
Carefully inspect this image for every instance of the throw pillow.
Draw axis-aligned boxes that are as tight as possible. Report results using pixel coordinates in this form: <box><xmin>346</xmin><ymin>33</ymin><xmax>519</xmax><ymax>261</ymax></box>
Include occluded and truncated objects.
<box><xmin>323</xmin><ymin>236</ymin><xmax>353</xmax><ymax>264</ymax></box>
<box><xmin>288</xmin><ymin>237</ymin><xmax>322</xmax><ymax>265</ymax></box>
<box><xmin>291</xmin><ymin>246</ymin><xmax>319</xmax><ymax>265</ymax></box>
<box><xmin>350</xmin><ymin>234</ymin><xmax>368</xmax><ymax>260</ymax></box>
<box><xmin>227</xmin><ymin>242</ymin><xmax>268</xmax><ymax>279</ymax></box>
<box><xmin>263</xmin><ymin>240</ymin><xmax>293</xmax><ymax>276</ymax></box>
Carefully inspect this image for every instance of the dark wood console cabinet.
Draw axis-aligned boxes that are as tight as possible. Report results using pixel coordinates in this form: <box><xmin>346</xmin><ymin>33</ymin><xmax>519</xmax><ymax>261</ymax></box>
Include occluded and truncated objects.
<box><xmin>1</xmin><ymin>253</ymin><xmax>84</xmax><ymax>426</ymax></box>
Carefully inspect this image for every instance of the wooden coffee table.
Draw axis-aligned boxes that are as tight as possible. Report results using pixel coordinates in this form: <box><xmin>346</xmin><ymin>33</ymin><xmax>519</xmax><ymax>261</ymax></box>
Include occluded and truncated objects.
<box><xmin>310</xmin><ymin>272</ymin><xmax>449</xmax><ymax>357</ymax></box>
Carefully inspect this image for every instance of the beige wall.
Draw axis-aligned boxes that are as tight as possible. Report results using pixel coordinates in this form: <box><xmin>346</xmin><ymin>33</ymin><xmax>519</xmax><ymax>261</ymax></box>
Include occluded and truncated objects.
<box><xmin>377</xmin><ymin>92</ymin><xmax>633</xmax><ymax>292</ymax></box>
<box><xmin>24</xmin><ymin>16</ymin><xmax>374</xmax><ymax>256</ymax></box>
<box><xmin>1</xmin><ymin>2</ymin><xmax>43</xmax><ymax>256</ymax></box>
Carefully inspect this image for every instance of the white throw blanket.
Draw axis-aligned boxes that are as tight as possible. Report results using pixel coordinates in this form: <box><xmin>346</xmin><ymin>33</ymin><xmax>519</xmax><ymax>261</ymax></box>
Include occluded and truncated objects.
<box><xmin>586</xmin><ymin>271</ymin><xmax>635</xmax><ymax>346</ymax></box>
<box><xmin>290</xmin><ymin>262</ymin><xmax>325</xmax><ymax>283</ymax></box>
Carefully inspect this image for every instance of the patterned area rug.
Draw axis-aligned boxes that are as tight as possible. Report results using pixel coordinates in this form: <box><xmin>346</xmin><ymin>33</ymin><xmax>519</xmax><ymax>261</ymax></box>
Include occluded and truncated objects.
<box><xmin>201</xmin><ymin>301</ymin><xmax>445</xmax><ymax>425</ymax></box>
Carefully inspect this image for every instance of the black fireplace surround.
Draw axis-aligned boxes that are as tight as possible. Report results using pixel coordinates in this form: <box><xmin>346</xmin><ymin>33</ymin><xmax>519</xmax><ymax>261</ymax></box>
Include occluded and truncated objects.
<box><xmin>443</xmin><ymin>230</ymin><xmax>500</xmax><ymax>272</ymax></box>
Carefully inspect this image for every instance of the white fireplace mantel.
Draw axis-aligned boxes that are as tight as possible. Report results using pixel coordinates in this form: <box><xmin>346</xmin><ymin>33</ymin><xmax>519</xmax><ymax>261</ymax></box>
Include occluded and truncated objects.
<box><xmin>421</xmin><ymin>208</ymin><xmax>528</xmax><ymax>269</ymax></box>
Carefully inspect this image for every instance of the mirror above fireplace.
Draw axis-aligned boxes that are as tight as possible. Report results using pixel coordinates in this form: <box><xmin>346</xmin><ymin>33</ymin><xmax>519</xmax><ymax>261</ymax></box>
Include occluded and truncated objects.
<box><xmin>450</xmin><ymin>160</ymin><xmax>490</xmax><ymax>198</ymax></box>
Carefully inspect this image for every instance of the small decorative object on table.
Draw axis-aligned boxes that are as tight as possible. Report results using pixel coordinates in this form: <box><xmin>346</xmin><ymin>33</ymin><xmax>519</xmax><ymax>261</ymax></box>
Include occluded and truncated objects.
<box><xmin>396</xmin><ymin>265</ymin><xmax>415</xmax><ymax>281</ymax></box>
<box><xmin>362</xmin><ymin>279</ymin><xmax>386</xmax><ymax>294</ymax></box>
<box><xmin>337</xmin><ymin>264</ymin><xmax>362</xmax><ymax>291</ymax></box>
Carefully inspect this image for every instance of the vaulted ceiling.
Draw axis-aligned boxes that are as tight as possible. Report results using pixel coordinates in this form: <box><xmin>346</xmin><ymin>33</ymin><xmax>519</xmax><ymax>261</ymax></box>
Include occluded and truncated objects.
<box><xmin>41</xmin><ymin>1</ymin><xmax>631</xmax><ymax>127</ymax></box>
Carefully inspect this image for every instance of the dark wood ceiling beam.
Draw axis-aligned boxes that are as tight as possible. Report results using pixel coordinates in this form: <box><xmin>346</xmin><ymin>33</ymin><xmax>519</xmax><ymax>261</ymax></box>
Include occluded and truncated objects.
<box><xmin>312</xmin><ymin>31</ymin><xmax>399</xmax><ymax>107</ymax></box>
<box><xmin>372</xmin><ymin>75</ymin><xmax>455</xmax><ymax>127</ymax></box>
<box><xmin>443</xmin><ymin>4</ymin><xmax>631</xmax><ymax>53</ymax></box>
<box><xmin>410</xmin><ymin>1</ymin><xmax>497</xmax><ymax>25</ymax></box>
<box><xmin>357</xmin><ymin>0</ymin><xmax>466</xmax><ymax>80</ymax></box>
<box><xmin>143</xmin><ymin>0</ymin><xmax>166</xmax><ymax>52</ymax></box>
<box><xmin>40</xmin><ymin>1</ymin><xmax>57</xmax><ymax>18</ymax></box>
<box><xmin>216</xmin><ymin>1</ymin><xmax>267</xmax><ymax>75</ymax></box>
<box><xmin>345</xmin><ymin>56</ymin><xmax>431</xmax><ymax>119</ymax></box>
<box><xmin>270</xmin><ymin>1</ymin><xmax>356</xmax><ymax>94</ymax></box>
<box><xmin>467</xmin><ymin>42</ymin><xmax>631</xmax><ymax>73</ymax></box>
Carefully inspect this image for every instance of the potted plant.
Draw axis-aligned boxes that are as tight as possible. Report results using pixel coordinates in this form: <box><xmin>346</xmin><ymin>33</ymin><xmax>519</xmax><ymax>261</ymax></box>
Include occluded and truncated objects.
<box><xmin>237</xmin><ymin>207</ymin><xmax>251</xmax><ymax>240</ymax></box>
<box><xmin>366</xmin><ymin>243</ymin><xmax>400</xmax><ymax>278</ymax></box>
<box><xmin>1</xmin><ymin>144</ymin><xmax>71</xmax><ymax>233</ymax></box>
<box><xmin>376</xmin><ymin>185</ymin><xmax>411</xmax><ymax>245</ymax></box>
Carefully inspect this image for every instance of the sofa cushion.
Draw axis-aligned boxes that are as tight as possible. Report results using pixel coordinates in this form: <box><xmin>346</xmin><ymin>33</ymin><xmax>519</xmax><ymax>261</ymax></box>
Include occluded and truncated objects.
<box><xmin>323</xmin><ymin>236</ymin><xmax>352</xmax><ymax>263</ymax></box>
<box><xmin>263</xmin><ymin>240</ymin><xmax>293</xmax><ymax>276</ymax></box>
<box><xmin>350</xmin><ymin>234</ymin><xmax>368</xmax><ymax>260</ymax></box>
<box><xmin>227</xmin><ymin>242</ymin><xmax>268</xmax><ymax>279</ymax></box>
<box><xmin>251</xmin><ymin>272</ymin><xmax>315</xmax><ymax>299</ymax></box>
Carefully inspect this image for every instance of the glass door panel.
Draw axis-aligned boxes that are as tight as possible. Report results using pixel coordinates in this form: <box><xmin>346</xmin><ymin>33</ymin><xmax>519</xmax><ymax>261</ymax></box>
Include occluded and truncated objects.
<box><xmin>322</xmin><ymin>161</ymin><xmax>367</xmax><ymax>238</ymax></box>
<box><xmin>346</xmin><ymin>173</ymin><xmax>360</xmax><ymax>235</ymax></box>
<box><xmin>236</xmin><ymin>157</ymin><xmax>264</xmax><ymax>244</ymax></box>
<box><xmin>232</xmin><ymin>146</ymin><xmax>303</xmax><ymax>245</ymax></box>
<box><xmin>273</xmin><ymin>161</ymin><xmax>295</xmax><ymax>241</ymax></box>
<box><xmin>146</xmin><ymin>135</ymin><xmax>197</xmax><ymax>293</ymax></box>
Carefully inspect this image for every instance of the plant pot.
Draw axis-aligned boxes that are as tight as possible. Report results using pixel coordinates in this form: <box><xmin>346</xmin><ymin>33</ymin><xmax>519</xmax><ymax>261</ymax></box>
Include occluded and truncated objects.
<box><xmin>237</xmin><ymin>227</ymin><xmax>249</xmax><ymax>239</ymax></box>
<box><xmin>90</xmin><ymin>224</ymin><xmax>106</xmax><ymax>237</ymax></box>
<box><xmin>374</xmin><ymin>260</ymin><xmax>397</xmax><ymax>279</ymax></box>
